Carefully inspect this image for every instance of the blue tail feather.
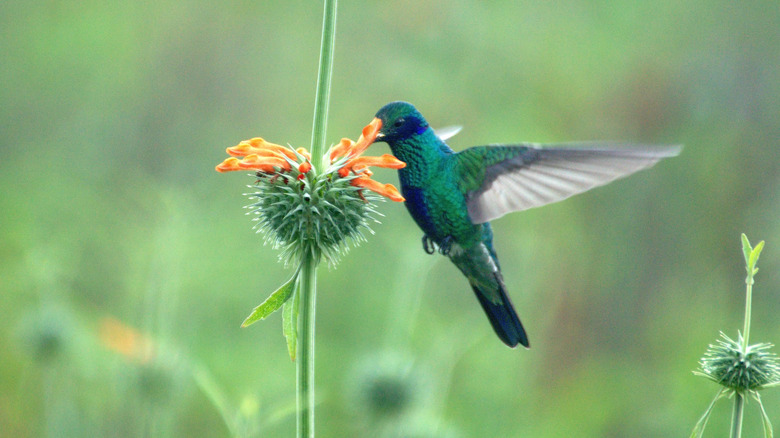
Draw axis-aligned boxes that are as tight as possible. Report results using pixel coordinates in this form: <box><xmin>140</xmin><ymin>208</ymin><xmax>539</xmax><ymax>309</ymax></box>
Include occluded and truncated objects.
<box><xmin>471</xmin><ymin>281</ymin><xmax>529</xmax><ymax>348</ymax></box>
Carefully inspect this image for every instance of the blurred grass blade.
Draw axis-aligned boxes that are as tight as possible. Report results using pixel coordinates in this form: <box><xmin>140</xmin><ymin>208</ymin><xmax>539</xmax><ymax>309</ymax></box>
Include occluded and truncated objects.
<box><xmin>193</xmin><ymin>365</ymin><xmax>239</xmax><ymax>437</ymax></box>
<box><xmin>691</xmin><ymin>388</ymin><xmax>726</xmax><ymax>438</ymax></box>
<box><xmin>242</xmin><ymin>268</ymin><xmax>300</xmax><ymax>328</ymax></box>
<box><xmin>283</xmin><ymin>283</ymin><xmax>300</xmax><ymax>361</ymax></box>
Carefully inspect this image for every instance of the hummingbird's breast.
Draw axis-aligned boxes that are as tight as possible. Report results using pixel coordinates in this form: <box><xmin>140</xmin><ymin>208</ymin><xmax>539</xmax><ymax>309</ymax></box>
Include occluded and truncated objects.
<box><xmin>398</xmin><ymin>164</ymin><xmax>482</xmax><ymax>247</ymax></box>
<box><xmin>390</xmin><ymin>134</ymin><xmax>482</xmax><ymax>247</ymax></box>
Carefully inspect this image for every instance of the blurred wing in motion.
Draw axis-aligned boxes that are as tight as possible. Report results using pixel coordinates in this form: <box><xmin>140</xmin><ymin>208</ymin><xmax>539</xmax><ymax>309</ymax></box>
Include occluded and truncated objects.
<box><xmin>457</xmin><ymin>143</ymin><xmax>682</xmax><ymax>224</ymax></box>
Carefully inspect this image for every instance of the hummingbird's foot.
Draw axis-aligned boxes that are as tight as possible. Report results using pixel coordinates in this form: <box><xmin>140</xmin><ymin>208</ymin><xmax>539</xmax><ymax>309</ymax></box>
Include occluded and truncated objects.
<box><xmin>422</xmin><ymin>235</ymin><xmax>436</xmax><ymax>255</ymax></box>
<box><xmin>438</xmin><ymin>236</ymin><xmax>453</xmax><ymax>256</ymax></box>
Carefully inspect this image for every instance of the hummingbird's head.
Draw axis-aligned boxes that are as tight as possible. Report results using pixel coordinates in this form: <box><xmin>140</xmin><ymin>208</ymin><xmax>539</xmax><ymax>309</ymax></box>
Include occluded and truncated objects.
<box><xmin>373</xmin><ymin>101</ymin><xmax>429</xmax><ymax>145</ymax></box>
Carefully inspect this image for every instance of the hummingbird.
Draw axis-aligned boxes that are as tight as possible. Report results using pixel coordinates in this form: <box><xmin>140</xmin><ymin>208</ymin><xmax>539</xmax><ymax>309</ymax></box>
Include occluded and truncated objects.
<box><xmin>368</xmin><ymin>101</ymin><xmax>680</xmax><ymax>348</ymax></box>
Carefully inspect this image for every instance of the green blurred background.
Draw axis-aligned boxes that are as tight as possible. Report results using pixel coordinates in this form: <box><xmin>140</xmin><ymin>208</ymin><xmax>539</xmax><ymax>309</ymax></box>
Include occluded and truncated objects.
<box><xmin>2</xmin><ymin>0</ymin><xmax>778</xmax><ymax>436</ymax></box>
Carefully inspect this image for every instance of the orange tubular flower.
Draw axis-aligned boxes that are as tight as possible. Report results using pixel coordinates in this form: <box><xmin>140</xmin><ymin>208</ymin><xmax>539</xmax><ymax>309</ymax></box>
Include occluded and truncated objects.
<box><xmin>351</xmin><ymin>176</ymin><xmax>405</xmax><ymax>202</ymax></box>
<box><xmin>238</xmin><ymin>154</ymin><xmax>291</xmax><ymax>172</ymax></box>
<box><xmin>216</xmin><ymin>118</ymin><xmax>406</xmax><ymax>203</ymax></box>
<box><xmin>328</xmin><ymin>138</ymin><xmax>355</xmax><ymax>161</ymax></box>
<box><xmin>227</xmin><ymin>138</ymin><xmax>298</xmax><ymax>160</ymax></box>
<box><xmin>329</xmin><ymin>117</ymin><xmax>382</xmax><ymax>161</ymax></box>
<box><xmin>338</xmin><ymin>154</ymin><xmax>406</xmax><ymax>178</ymax></box>
<box><xmin>216</xmin><ymin>157</ymin><xmax>243</xmax><ymax>172</ymax></box>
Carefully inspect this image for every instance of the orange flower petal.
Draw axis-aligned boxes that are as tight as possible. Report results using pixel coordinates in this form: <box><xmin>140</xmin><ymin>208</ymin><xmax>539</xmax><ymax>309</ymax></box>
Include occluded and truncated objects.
<box><xmin>351</xmin><ymin>176</ymin><xmax>405</xmax><ymax>202</ymax></box>
<box><xmin>226</xmin><ymin>143</ymin><xmax>255</xmax><ymax>157</ymax></box>
<box><xmin>238</xmin><ymin>154</ymin><xmax>291</xmax><ymax>172</ymax></box>
<box><xmin>348</xmin><ymin>154</ymin><xmax>405</xmax><ymax>171</ymax></box>
<box><xmin>246</xmin><ymin>137</ymin><xmax>278</xmax><ymax>148</ymax></box>
<box><xmin>227</xmin><ymin>138</ymin><xmax>297</xmax><ymax>161</ymax></box>
<box><xmin>345</xmin><ymin>118</ymin><xmax>382</xmax><ymax>158</ymax></box>
<box><xmin>296</xmin><ymin>148</ymin><xmax>312</xmax><ymax>161</ymax></box>
<box><xmin>216</xmin><ymin>157</ymin><xmax>243</xmax><ymax>172</ymax></box>
<box><xmin>227</xmin><ymin>138</ymin><xmax>280</xmax><ymax>157</ymax></box>
<box><xmin>261</xmin><ymin>143</ymin><xmax>297</xmax><ymax>160</ymax></box>
<box><xmin>329</xmin><ymin>138</ymin><xmax>355</xmax><ymax>162</ymax></box>
<box><xmin>338</xmin><ymin>154</ymin><xmax>405</xmax><ymax>178</ymax></box>
<box><xmin>298</xmin><ymin>162</ymin><xmax>312</xmax><ymax>174</ymax></box>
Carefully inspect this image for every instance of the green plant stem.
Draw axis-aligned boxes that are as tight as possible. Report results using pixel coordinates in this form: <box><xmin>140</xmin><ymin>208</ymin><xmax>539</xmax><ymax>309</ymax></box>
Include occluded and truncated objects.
<box><xmin>309</xmin><ymin>0</ymin><xmax>338</xmax><ymax>167</ymax></box>
<box><xmin>296</xmin><ymin>1</ymin><xmax>336</xmax><ymax>436</ymax></box>
<box><xmin>296</xmin><ymin>254</ymin><xmax>316</xmax><ymax>438</ymax></box>
<box><xmin>731</xmin><ymin>392</ymin><xmax>745</xmax><ymax>438</ymax></box>
<box><xmin>742</xmin><ymin>273</ymin><xmax>753</xmax><ymax>349</ymax></box>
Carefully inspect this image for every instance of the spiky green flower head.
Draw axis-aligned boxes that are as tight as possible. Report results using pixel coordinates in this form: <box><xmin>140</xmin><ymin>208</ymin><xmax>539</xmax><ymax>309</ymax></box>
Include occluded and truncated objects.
<box><xmin>696</xmin><ymin>332</ymin><xmax>780</xmax><ymax>393</ymax></box>
<box><xmin>216</xmin><ymin>119</ymin><xmax>405</xmax><ymax>266</ymax></box>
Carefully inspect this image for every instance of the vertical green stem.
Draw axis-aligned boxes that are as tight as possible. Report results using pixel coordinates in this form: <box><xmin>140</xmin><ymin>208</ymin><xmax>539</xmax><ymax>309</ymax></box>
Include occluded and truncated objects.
<box><xmin>742</xmin><ymin>275</ymin><xmax>753</xmax><ymax>349</ymax></box>
<box><xmin>298</xmin><ymin>1</ymin><xmax>336</xmax><ymax>436</ymax></box>
<box><xmin>733</xmin><ymin>238</ymin><xmax>756</xmax><ymax>438</ymax></box>
<box><xmin>297</xmin><ymin>254</ymin><xmax>316</xmax><ymax>437</ymax></box>
<box><xmin>309</xmin><ymin>0</ymin><xmax>338</xmax><ymax>167</ymax></box>
<box><xmin>730</xmin><ymin>392</ymin><xmax>744</xmax><ymax>438</ymax></box>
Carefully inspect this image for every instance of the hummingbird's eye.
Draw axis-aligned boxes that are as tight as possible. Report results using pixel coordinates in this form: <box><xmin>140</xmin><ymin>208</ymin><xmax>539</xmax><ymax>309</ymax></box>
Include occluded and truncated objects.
<box><xmin>393</xmin><ymin>118</ymin><xmax>405</xmax><ymax>128</ymax></box>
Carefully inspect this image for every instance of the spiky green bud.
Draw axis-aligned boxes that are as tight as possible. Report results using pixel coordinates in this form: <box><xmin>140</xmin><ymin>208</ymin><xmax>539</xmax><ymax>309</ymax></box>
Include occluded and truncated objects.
<box><xmin>697</xmin><ymin>332</ymin><xmax>780</xmax><ymax>393</ymax></box>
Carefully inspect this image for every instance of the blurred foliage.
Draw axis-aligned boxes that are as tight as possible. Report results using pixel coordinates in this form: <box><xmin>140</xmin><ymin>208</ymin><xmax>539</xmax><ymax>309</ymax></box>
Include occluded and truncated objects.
<box><xmin>1</xmin><ymin>0</ymin><xmax>778</xmax><ymax>437</ymax></box>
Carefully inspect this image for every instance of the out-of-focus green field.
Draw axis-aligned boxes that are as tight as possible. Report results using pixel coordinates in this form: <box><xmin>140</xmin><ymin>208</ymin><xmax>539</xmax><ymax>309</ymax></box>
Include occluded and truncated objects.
<box><xmin>2</xmin><ymin>1</ymin><xmax>778</xmax><ymax>436</ymax></box>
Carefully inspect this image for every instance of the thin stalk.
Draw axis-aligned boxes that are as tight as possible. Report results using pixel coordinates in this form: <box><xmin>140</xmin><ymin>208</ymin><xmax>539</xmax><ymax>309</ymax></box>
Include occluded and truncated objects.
<box><xmin>296</xmin><ymin>254</ymin><xmax>316</xmax><ymax>438</ymax></box>
<box><xmin>731</xmin><ymin>392</ymin><xmax>745</xmax><ymax>438</ymax></box>
<box><xmin>732</xmin><ymin>243</ymin><xmax>756</xmax><ymax>438</ymax></box>
<box><xmin>309</xmin><ymin>0</ymin><xmax>338</xmax><ymax>167</ymax></box>
<box><xmin>742</xmin><ymin>274</ymin><xmax>753</xmax><ymax>349</ymax></box>
<box><xmin>298</xmin><ymin>1</ymin><xmax>336</xmax><ymax>435</ymax></box>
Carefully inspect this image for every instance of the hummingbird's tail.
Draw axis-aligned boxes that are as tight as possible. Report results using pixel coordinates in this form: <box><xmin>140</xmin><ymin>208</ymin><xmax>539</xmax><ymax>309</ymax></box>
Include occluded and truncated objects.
<box><xmin>470</xmin><ymin>279</ymin><xmax>530</xmax><ymax>348</ymax></box>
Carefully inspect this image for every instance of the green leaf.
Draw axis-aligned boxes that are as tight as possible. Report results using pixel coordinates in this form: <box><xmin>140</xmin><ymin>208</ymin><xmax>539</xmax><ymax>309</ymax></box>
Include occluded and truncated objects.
<box><xmin>742</xmin><ymin>233</ymin><xmax>753</xmax><ymax>267</ymax></box>
<box><xmin>750</xmin><ymin>240</ymin><xmax>765</xmax><ymax>274</ymax></box>
<box><xmin>282</xmin><ymin>282</ymin><xmax>300</xmax><ymax>361</ymax></box>
<box><xmin>241</xmin><ymin>271</ymin><xmax>299</xmax><ymax>328</ymax></box>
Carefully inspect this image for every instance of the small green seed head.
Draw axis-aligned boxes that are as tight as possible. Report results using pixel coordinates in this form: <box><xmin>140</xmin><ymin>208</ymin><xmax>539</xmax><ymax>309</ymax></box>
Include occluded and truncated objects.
<box><xmin>697</xmin><ymin>332</ymin><xmax>780</xmax><ymax>393</ymax></box>
<box><xmin>348</xmin><ymin>352</ymin><xmax>429</xmax><ymax>421</ymax></box>
<box><xmin>16</xmin><ymin>304</ymin><xmax>76</xmax><ymax>365</ymax></box>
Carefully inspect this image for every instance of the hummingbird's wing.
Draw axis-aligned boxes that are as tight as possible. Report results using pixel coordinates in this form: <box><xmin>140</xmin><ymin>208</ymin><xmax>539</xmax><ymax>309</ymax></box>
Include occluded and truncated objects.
<box><xmin>433</xmin><ymin>125</ymin><xmax>463</xmax><ymax>141</ymax></box>
<box><xmin>455</xmin><ymin>143</ymin><xmax>681</xmax><ymax>224</ymax></box>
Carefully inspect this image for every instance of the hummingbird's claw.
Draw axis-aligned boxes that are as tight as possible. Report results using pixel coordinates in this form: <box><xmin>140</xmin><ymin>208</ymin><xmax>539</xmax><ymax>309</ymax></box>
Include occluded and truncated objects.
<box><xmin>422</xmin><ymin>235</ymin><xmax>436</xmax><ymax>255</ymax></box>
<box><xmin>439</xmin><ymin>236</ymin><xmax>453</xmax><ymax>256</ymax></box>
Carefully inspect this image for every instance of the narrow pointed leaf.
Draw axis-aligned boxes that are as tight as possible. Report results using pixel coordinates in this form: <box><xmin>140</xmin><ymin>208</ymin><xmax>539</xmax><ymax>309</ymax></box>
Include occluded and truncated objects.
<box><xmin>750</xmin><ymin>240</ymin><xmax>765</xmax><ymax>274</ymax></box>
<box><xmin>754</xmin><ymin>392</ymin><xmax>774</xmax><ymax>438</ymax></box>
<box><xmin>741</xmin><ymin>233</ymin><xmax>752</xmax><ymax>264</ymax></box>
<box><xmin>282</xmin><ymin>283</ymin><xmax>300</xmax><ymax>361</ymax></box>
<box><xmin>241</xmin><ymin>271</ymin><xmax>299</xmax><ymax>327</ymax></box>
<box><xmin>690</xmin><ymin>388</ymin><xmax>726</xmax><ymax>438</ymax></box>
